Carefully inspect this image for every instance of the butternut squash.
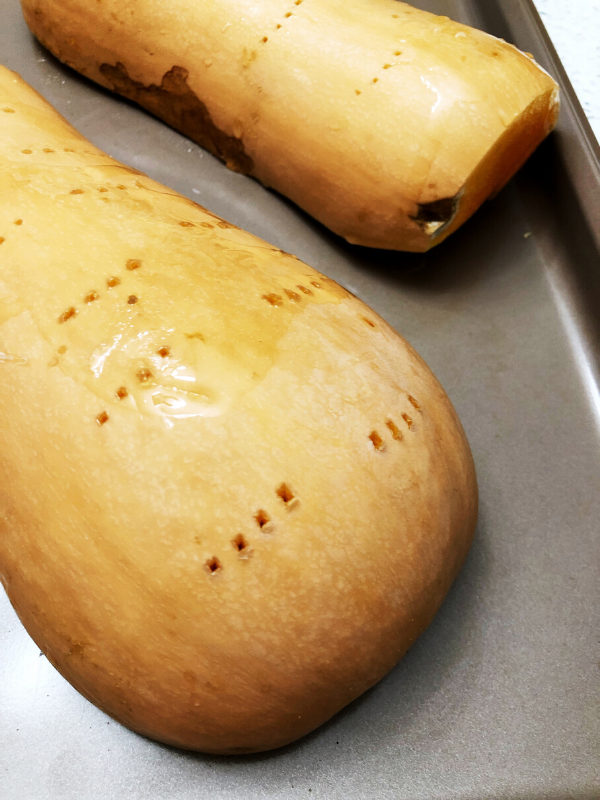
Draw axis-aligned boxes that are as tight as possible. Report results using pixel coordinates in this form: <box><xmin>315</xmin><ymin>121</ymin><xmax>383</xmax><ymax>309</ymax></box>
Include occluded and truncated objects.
<box><xmin>0</xmin><ymin>67</ymin><xmax>477</xmax><ymax>753</ymax></box>
<box><xmin>21</xmin><ymin>0</ymin><xmax>558</xmax><ymax>251</ymax></box>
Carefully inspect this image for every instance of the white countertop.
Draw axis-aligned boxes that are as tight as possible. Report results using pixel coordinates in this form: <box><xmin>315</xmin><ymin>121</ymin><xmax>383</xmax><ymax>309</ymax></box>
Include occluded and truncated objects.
<box><xmin>533</xmin><ymin>0</ymin><xmax>600</xmax><ymax>142</ymax></box>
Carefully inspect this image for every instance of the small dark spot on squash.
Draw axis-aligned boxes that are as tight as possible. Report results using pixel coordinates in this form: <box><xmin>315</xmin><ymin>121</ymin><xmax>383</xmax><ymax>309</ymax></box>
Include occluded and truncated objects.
<box><xmin>386</xmin><ymin>419</ymin><xmax>403</xmax><ymax>440</ymax></box>
<box><xmin>263</xmin><ymin>293</ymin><xmax>283</xmax><ymax>306</ymax></box>
<box><xmin>84</xmin><ymin>290</ymin><xmax>100</xmax><ymax>303</ymax></box>
<box><xmin>204</xmin><ymin>556</ymin><xmax>222</xmax><ymax>575</ymax></box>
<box><xmin>126</xmin><ymin>258</ymin><xmax>141</xmax><ymax>271</ymax></box>
<box><xmin>58</xmin><ymin>307</ymin><xmax>77</xmax><ymax>324</ymax></box>
<box><xmin>369</xmin><ymin>431</ymin><xmax>385</xmax><ymax>451</ymax></box>
<box><xmin>276</xmin><ymin>482</ymin><xmax>297</xmax><ymax>507</ymax></box>
<box><xmin>255</xmin><ymin>509</ymin><xmax>272</xmax><ymax>530</ymax></box>
<box><xmin>232</xmin><ymin>533</ymin><xmax>251</xmax><ymax>555</ymax></box>
<box><xmin>116</xmin><ymin>386</ymin><xmax>128</xmax><ymax>400</ymax></box>
<box><xmin>96</xmin><ymin>411</ymin><xmax>109</xmax><ymax>426</ymax></box>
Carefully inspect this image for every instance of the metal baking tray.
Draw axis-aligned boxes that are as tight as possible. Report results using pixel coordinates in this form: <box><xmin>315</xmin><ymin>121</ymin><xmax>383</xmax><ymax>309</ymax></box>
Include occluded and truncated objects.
<box><xmin>1</xmin><ymin>0</ymin><xmax>598</xmax><ymax>797</ymax></box>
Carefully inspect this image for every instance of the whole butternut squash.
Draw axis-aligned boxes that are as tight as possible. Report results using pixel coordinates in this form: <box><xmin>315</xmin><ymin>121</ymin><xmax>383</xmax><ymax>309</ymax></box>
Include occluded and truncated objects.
<box><xmin>21</xmin><ymin>0</ymin><xmax>558</xmax><ymax>251</ymax></box>
<box><xmin>0</xmin><ymin>67</ymin><xmax>477</xmax><ymax>753</ymax></box>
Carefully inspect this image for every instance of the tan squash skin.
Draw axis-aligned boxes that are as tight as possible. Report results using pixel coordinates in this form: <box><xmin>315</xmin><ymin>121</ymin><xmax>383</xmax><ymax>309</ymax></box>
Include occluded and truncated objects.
<box><xmin>21</xmin><ymin>0</ymin><xmax>559</xmax><ymax>252</ymax></box>
<box><xmin>0</xmin><ymin>68</ymin><xmax>477</xmax><ymax>754</ymax></box>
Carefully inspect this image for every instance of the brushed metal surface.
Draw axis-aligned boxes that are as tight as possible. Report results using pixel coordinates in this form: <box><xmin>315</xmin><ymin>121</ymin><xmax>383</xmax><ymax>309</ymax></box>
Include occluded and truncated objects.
<box><xmin>1</xmin><ymin>1</ymin><xmax>598</xmax><ymax>798</ymax></box>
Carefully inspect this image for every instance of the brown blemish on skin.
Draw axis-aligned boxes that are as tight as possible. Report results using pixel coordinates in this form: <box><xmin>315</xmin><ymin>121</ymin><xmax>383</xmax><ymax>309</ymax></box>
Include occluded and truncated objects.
<box><xmin>204</xmin><ymin>557</ymin><xmax>222</xmax><ymax>575</ymax></box>
<box><xmin>14</xmin><ymin>219</ymin><xmax>23</xmax><ymax>226</ymax></box>
<box><xmin>297</xmin><ymin>285</ymin><xmax>313</xmax><ymax>295</ymax></box>
<box><xmin>255</xmin><ymin>510</ymin><xmax>273</xmax><ymax>531</ymax></box>
<box><xmin>410</xmin><ymin>195</ymin><xmax>460</xmax><ymax>236</ymax></box>
<box><xmin>116</xmin><ymin>386</ymin><xmax>128</xmax><ymax>400</ymax></box>
<box><xmin>3</xmin><ymin>107</ymin><xmax>15</xmax><ymax>113</ymax></box>
<box><xmin>362</xmin><ymin>317</ymin><xmax>375</xmax><ymax>328</ymax></box>
<box><xmin>386</xmin><ymin>419</ymin><xmax>403</xmax><ymax>441</ymax></box>
<box><xmin>402</xmin><ymin>412</ymin><xmax>413</xmax><ymax>429</ymax></box>
<box><xmin>84</xmin><ymin>290</ymin><xmax>100</xmax><ymax>303</ymax></box>
<box><xmin>43</xmin><ymin>148</ymin><xmax>55</xmax><ymax>153</ymax></box>
<box><xmin>99</xmin><ymin>63</ymin><xmax>253</xmax><ymax>173</ymax></box>
<box><xmin>96</xmin><ymin>411</ymin><xmax>109</xmax><ymax>426</ymax></box>
<box><xmin>0</xmin><ymin>238</ymin><xmax>4</xmax><ymax>245</ymax></box>
<box><xmin>69</xmin><ymin>643</ymin><xmax>86</xmax><ymax>657</ymax></box>
<box><xmin>276</xmin><ymin>482</ymin><xmax>299</xmax><ymax>509</ymax></box>
<box><xmin>21</xmin><ymin>149</ymin><xmax>32</xmax><ymax>154</ymax></box>
<box><xmin>284</xmin><ymin>289</ymin><xmax>301</xmax><ymax>302</ymax></box>
<box><xmin>58</xmin><ymin>307</ymin><xmax>77</xmax><ymax>324</ymax></box>
<box><xmin>157</xmin><ymin>346</ymin><xmax>170</xmax><ymax>358</ymax></box>
<box><xmin>408</xmin><ymin>395</ymin><xmax>421</xmax><ymax>411</ymax></box>
<box><xmin>178</xmin><ymin>221</ymin><xmax>194</xmax><ymax>227</ymax></box>
<box><xmin>70</xmin><ymin>189</ymin><xmax>84</xmax><ymax>195</ymax></box>
<box><xmin>369</xmin><ymin>431</ymin><xmax>385</xmax><ymax>451</ymax></box>
<box><xmin>185</xmin><ymin>332</ymin><xmax>205</xmax><ymax>341</ymax></box>
<box><xmin>107</xmin><ymin>276</ymin><xmax>121</xmax><ymax>288</ymax></box>
<box><xmin>127</xmin><ymin>295</ymin><xmax>138</xmax><ymax>304</ymax></box>
<box><xmin>137</xmin><ymin>367</ymin><xmax>153</xmax><ymax>383</ymax></box>
<box><xmin>232</xmin><ymin>533</ymin><xmax>252</xmax><ymax>556</ymax></box>
<box><xmin>126</xmin><ymin>258</ymin><xmax>141</xmax><ymax>271</ymax></box>
<box><xmin>57</xmin><ymin>345</ymin><xmax>67</xmax><ymax>355</ymax></box>
<box><xmin>263</xmin><ymin>293</ymin><xmax>283</xmax><ymax>306</ymax></box>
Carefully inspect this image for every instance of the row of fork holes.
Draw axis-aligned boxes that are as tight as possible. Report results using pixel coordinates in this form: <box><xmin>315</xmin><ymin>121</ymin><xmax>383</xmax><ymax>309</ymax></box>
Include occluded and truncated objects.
<box><xmin>204</xmin><ymin>483</ymin><xmax>297</xmax><ymax>576</ymax></box>
<box><xmin>57</xmin><ymin>258</ymin><xmax>143</xmax><ymax>325</ymax></box>
<box><xmin>261</xmin><ymin>0</ymin><xmax>303</xmax><ymax>40</ymax></box>
<box><xmin>263</xmin><ymin>280</ymin><xmax>321</xmax><ymax>306</ymax></box>
<box><xmin>369</xmin><ymin>396</ymin><xmax>421</xmax><ymax>451</ymax></box>
<box><xmin>253</xmin><ymin>4</ymin><xmax>402</xmax><ymax>96</ymax></box>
